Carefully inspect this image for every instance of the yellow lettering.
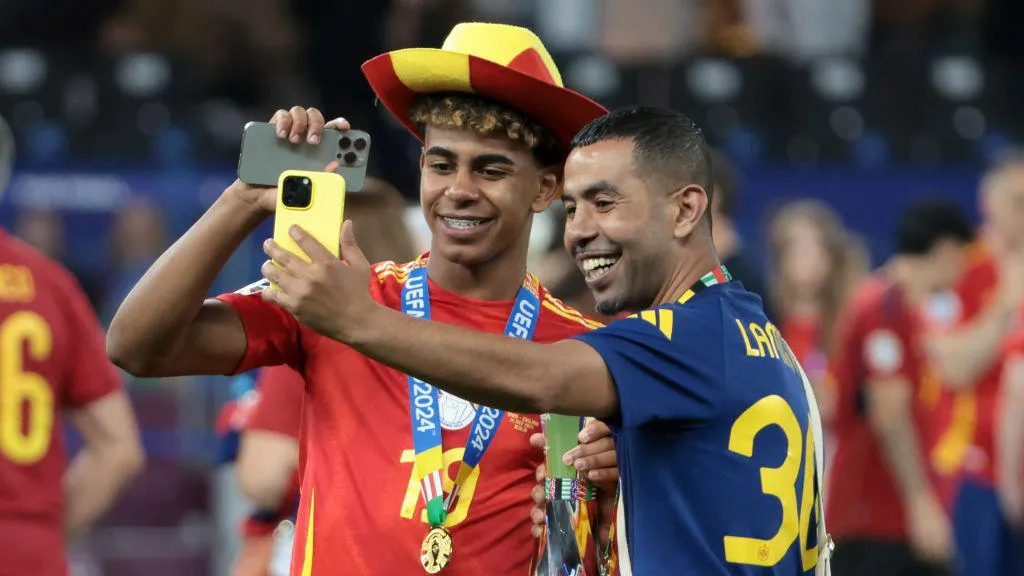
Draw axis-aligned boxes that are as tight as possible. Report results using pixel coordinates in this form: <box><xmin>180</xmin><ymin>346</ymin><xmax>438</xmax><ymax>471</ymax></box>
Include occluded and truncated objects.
<box><xmin>765</xmin><ymin>323</ymin><xmax>787</xmax><ymax>363</ymax></box>
<box><xmin>799</xmin><ymin>418</ymin><xmax>819</xmax><ymax>571</ymax></box>
<box><xmin>749</xmin><ymin>323</ymin><xmax>776</xmax><ymax>359</ymax></box>
<box><xmin>0</xmin><ymin>266</ymin><xmax>34</xmax><ymax>303</ymax></box>
<box><xmin>400</xmin><ymin>447</ymin><xmax>482</xmax><ymax>527</ymax></box>
<box><xmin>723</xmin><ymin>395</ymin><xmax>818</xmax><ymax>569</ymax></box>
<box><xmin>0</xmin><ymin>311</ymin><xmax>55</xmax><ymax>464</ymax></box>
<box><xmin>736</xmin><ymin>319</ymin><xmax>762</xmax><ymax>357</ymax></box>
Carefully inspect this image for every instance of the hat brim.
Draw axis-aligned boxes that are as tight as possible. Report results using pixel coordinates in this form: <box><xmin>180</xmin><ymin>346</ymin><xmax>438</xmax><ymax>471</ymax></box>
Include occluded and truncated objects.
<box><xmin>361</xmin><ymin>48</ymin><xmax>608</xmax><ymax>155</ymax></box>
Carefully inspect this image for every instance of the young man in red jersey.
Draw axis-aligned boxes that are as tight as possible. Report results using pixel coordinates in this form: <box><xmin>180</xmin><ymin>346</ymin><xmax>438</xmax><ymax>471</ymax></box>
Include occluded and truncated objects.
<box><xmin>0</xmin><ymin>114</ymin><xmax>144</xmax><ymax>576</ymax></box>
<box><xmin>827</xmin><ymin>201</ymin><xmax>974</xmax><ymax>575</ymax></box>
<box><xmin>107</xmin><ymin>23</ymin><xmax>616</xmax><ymax>576</ymax></box>
<box><xmin>923</xmin><ymin>153</ymin><xmax>1024</xmax><ymax>576</ymax></box>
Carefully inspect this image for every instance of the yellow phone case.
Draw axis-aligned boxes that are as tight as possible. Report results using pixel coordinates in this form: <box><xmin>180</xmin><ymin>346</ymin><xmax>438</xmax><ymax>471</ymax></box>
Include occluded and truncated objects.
<box><xmin>270</xmin><ymin>169</ymin><xmax>346</xmax><ymax>290</ymax></box>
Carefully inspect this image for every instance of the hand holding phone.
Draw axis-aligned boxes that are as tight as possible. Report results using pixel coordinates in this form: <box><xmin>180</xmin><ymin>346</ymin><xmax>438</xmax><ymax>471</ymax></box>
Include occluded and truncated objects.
<box><xmin>238</xmin><ymin>109</ymin><xmax>371</xmax><ymax>192</ymax></box>
<box><xmin>226</xmin><ymin>108</ymin><xmax>350</xmax><ymax>215</ymax></box>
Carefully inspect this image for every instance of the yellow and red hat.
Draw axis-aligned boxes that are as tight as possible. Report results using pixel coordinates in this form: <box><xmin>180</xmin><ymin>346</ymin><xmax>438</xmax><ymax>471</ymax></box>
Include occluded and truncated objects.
<box><xmin>361</xmin><ymin>22</ymin><xmax>608</xmax><ymax>153</ymax></box>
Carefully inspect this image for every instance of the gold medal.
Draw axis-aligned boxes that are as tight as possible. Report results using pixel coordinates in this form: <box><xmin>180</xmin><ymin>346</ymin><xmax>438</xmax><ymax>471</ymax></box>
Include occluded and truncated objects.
<box><xmin>420</xmin><ymin>526</ymin><xmax>454</xmax><ymax>573</ymax></box>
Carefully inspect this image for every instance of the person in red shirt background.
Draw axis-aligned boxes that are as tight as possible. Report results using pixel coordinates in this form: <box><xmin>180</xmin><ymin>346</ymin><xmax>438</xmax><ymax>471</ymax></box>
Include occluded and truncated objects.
<box><xmin>827</xmin><ymin>200</ymin><xmax>974</xmax><ymax>575</ymax></box>
<box><xmin>923</xmin><ymin>152</ymin><xmax>1024</xmax><ymax>576</ymax></box>
<box><xmin>766</xmin><ymin>199</ymin><xmax>869</xmax><ymax>475</ymax></box>
<box><xmin>215</xmin><ymin>366</ymin><xmax>303</xmax><ymax>576</ymax></box>
<box><xmin>995</xmin><ymin>326</ymin><xmax>1024</xmax><ymax>546</ymax></box>
<box><xmin>996</xmin><ymin>321</ymin><xmax>1024</xmax><ymax>551</ymax></box>
<box><xmin>0</xmin><ymin>114</ymin><xmax>144</xmax><ymax>576</ymax></box>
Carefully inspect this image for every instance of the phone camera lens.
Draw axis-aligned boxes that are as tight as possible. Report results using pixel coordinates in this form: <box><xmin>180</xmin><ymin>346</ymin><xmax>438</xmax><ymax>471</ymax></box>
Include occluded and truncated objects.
<box><xmin>339</xmin><ymin>136</ymin><xmax>352</xmax><ymax>150</ymax></box>
<box><xmin>353</xmin><ymin>138</ymin><xmax>367</xmax><ymax>151</ymax></box>
<box><xmin>344</xmin><ymin>152</ymin><xmax>358</xmax><ymax>165</ymax></box>
<box><xmin>282</xmin><ymin>175</ymin><xmax>313</xmax><ymax>208</ymax></box>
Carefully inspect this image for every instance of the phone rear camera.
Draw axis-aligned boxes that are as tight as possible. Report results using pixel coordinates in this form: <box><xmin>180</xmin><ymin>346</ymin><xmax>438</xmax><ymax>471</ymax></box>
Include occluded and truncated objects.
<box><xmin>353</xmin><ymin>137</ymin><xmax>367</xmax><ymax>151</ymax></box>
<box><xmin>282</xmin><ymin>176</ymin><xmax>313</xmax><ymax>208</ymax></box>
<box><xmin>343</xmin><ymin>152</ymin><xmax>358</xmax><ymax>165</ymax></box>
<box><xmin>339</xmin><ymin>136</ymin><xmax>352</xmax><ymax>150</ymax></box>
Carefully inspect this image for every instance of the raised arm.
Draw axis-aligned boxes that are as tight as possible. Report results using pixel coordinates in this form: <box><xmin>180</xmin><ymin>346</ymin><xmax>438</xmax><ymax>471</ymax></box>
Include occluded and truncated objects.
<box><xmin>926</xmin><ymin>253</ymin><xmax>1024</xmax><ymax>388</ymax></box>
<box><xmin>106</xmin><ymin>108</ymin><xmax>344</xmax><ymax>377</ymax></box>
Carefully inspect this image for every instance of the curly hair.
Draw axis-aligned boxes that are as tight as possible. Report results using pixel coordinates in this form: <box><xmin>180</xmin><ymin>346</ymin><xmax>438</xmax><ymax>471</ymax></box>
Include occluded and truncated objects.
<box><xmin>408</xmin><ymin>93</ymin><xmax>563</xmax><ymax>167</ymax></box>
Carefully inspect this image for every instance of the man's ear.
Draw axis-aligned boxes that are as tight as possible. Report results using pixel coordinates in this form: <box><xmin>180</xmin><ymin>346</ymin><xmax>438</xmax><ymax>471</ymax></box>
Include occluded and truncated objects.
<box><xmin>532</xmin><ymin>168</ymin><xmax>561</xmax><ymax>213</ymax></box>
<box><xmin>668</xmin><ymin>184</ymin><xmax>709</xmax><ymax>239</ymax></box>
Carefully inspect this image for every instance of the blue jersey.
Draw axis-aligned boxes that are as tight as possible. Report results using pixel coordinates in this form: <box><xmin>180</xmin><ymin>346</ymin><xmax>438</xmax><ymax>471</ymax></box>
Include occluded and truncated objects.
<box><xmin>576</xmin><ymin>278</ymin><xmax>823</xmax><ymax>575</ymax></box>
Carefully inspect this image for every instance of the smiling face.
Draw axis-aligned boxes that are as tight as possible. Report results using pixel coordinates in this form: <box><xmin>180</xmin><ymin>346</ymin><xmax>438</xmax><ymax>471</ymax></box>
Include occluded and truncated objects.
<box><xmin>561</xmin><ymin>139</ymin><xmax>680</xmax><ymax>316</ymax></box>
<box><xmin>420</xmin><ymin>125</ymin><xmax>559</xmax><ymax>267</ymax></box>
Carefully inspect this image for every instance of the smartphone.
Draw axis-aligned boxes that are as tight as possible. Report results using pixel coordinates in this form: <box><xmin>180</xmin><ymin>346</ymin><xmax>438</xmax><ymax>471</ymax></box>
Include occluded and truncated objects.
<box><xmin>269</xmin><ymin>170</ymin><xmax>346</xmax><ymax>290</ymax></box>
<box><xmin>238</xmin><ymin>121</ymin><xmax>371</xmax><ymax>192</ymax></box>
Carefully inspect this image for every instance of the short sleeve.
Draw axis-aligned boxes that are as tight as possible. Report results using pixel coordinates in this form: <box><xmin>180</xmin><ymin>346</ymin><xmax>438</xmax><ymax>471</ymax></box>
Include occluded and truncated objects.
<box><xmin>246</xmin><ymin>365</ymin><xmax>304</xmax><ymax>439</ymax></box>
<box><xmin>215</xmin><ymin>279</ymin><xmax>306</xmax><ymax>374</ymax></box>
<box><xmin>574</xmin><ymin>310</ymin><xmax>720</xmax><ymax>428</ymax></box>
<box><xmin>61</xmin><ymin>271</ymin><xmax>122</xmax><ymax>407</ymax></box>
<box><xmin>858</xmin><ymin>299</ymin><xmax>915</xmax><ymax>383</ymax></box>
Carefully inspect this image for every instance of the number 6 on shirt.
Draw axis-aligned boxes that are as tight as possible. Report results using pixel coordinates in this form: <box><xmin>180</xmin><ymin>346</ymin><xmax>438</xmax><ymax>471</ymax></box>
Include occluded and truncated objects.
<box><xmin>0</xmin><ymin>311</ymin><xmax>54</xmax><ymax>465</ymax></box>
<box><xmin>724</xmin><ymin>394</ymin><xmax>819</xmax><ymax>570</ymax></box>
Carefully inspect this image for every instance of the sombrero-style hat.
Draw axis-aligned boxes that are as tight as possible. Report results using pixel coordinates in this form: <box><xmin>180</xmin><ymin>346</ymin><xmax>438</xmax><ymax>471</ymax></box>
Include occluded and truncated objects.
<box><xmin>361</xmin><ymin>22</ymin><xmax>608</xmax><ymax>153</ymax></box>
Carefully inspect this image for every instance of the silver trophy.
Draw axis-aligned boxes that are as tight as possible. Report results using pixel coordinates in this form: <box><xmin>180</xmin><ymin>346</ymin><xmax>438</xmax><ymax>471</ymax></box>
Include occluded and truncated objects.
<box><xmin>532</xmin><ymin>414</ymin><xmax>597</xmax><ymax>576</ymax></box>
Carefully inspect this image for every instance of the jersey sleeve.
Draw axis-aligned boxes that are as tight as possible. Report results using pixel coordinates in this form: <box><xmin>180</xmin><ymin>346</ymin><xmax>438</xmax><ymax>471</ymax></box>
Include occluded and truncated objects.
<box><xmin>535</xmin><ymin>292</ymin><xmax>604</xmax><ymax>342</ymax></box>
<box><xmin>245</xmin><ymin>365</ymin><xmax>304</xmax><ymax>439</ymax></box>
<box><xmin>215</xmin><ymin>279</ymin><xmax>307</xmax><ymax>374</ymax></box>
<box><xmin>858</xmin><ymin>297</ymin><xmax>915</xmax><ymax>383</ymax></box>
<box><xmin>59</xmin><ymin>269</ymin><xmax>123</xmax><ymax>407</ymax></box>
<box><xmin>574</xmin><ymin>308</ymin><xmax>720</xmax><ymax>428</ymax></box>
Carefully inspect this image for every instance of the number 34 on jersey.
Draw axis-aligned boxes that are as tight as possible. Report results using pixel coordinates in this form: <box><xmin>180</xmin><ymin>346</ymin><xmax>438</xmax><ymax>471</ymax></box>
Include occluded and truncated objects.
<box><xmin>726</xmin><ymin>394</ymin><xmax>821</xmax><ymax>571</ymax></box>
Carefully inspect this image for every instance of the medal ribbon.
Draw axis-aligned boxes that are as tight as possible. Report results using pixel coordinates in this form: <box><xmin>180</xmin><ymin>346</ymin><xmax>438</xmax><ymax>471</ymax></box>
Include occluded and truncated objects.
<box><xmin>402</xmin><ymin>265</ymin><xmax>541</xmax><ymax>528</ymax></box>
<box><xmin>601</xmin><ymin>264</ymin><xmax>732</xmax><ymax>574</ymax></box>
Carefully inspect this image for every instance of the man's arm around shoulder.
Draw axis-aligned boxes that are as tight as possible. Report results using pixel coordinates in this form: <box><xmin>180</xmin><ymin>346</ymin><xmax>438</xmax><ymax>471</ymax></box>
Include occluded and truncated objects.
<box><xmin>352</xmin><ymin>304</ymin><xmax>620</xmax><ymax>417</ymax></box>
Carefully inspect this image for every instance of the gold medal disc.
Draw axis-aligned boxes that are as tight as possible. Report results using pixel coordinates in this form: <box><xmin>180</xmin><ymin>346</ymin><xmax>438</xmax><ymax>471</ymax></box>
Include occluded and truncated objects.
<box><xmin>420</xmin><ymin>526</ymin><xmax>454</xmax><ymax>573</ymax></box>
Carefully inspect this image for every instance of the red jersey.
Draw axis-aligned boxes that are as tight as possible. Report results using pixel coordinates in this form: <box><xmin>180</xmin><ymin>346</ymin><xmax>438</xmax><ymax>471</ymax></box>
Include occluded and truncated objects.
<box><xmin>826</xmin><ymin>274</ymin><xmax>940</xmax><ymax>540</ymax></box>
<box><xmin>781</xmin><ymin>314</ymin><xmax>830</xmax><ymax>391</ymax></box>
<box><xmin>216</xmin><ymin>257</ymin><xmax>601</xmax><ymax>576</ymax></box>
<box><xmin>0</xmin><ymin>229</ymin><xmax>122</xmax><ymax>576</ymax></box>
<box><xmin>928</xmin><ymin>243</ymin><xmax>1004</xmax><ymax>485</ymax></box>
<box><xmin>781</xmin><ymin>314</ymin><xmax>821</xmax><ymax>369</ymax></box>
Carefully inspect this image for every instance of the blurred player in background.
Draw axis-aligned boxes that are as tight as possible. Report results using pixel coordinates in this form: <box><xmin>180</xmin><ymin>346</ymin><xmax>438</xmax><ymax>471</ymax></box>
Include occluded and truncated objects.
<box><xmin>767</xmin><ymin>199</ymin><xmax>868</xmax><ymax>472</ymax></box>
<box><xmin>0</xmin><ymin>114</ymin><xmax>144</xmax><ymax>576</ymax></box>
<box><xmin>923</xmin><ymin>152</ymin><xmax>1024</xmax><ymax>576</ymax></box>
<box><xmin>996</xmin><ymin>320</ymin><xmax>1024</xmax><ymax>555</ymax></box>
<box><xmin>226</xmin><ymin>365</ymin><xmax>302</xmax><ymax>576</ymax></box>
<box><xmin>827</xmin><ymin>201</ymin><xmax>974</xmax><ymax>575</ymax></box>
<box><xmin>107</xmin><ymin>23</ymin><xmax>618</xmax><ymax>576</ymax></box>
<box><xmin>229</xmin><ymin>178</ymin><xmax>421</xmax><ymax>576</ymax></box>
